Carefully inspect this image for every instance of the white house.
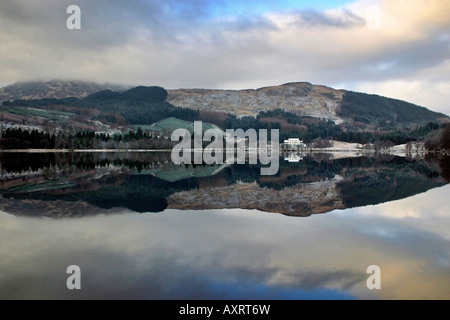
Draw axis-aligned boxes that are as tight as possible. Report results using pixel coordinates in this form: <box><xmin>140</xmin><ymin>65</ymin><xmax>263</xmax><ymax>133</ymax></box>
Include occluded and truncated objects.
<box><xmin>283</xmin><ymin>138</ymin><xmax>307</xmax><ymax>148</ymax></box>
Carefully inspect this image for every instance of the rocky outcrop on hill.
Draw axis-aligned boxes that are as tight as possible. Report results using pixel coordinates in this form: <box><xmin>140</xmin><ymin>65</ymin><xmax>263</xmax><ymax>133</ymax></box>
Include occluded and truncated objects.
<box><xmin>167</xmin><ymin>82</ymin><xmax>345</xmax><ymax>123</ymax></box>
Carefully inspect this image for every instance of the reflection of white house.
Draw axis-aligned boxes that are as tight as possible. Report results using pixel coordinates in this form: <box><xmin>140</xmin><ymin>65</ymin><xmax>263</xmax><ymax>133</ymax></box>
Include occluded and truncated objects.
<box><xmin>284</xmin><ymin>153</ymin><xmax>304</xmax><ymax>162</ymax></box>
<box><xmin>283</xmin><ymin>138</ymin><xmax>307</xmax><ymax>148</ymax></box>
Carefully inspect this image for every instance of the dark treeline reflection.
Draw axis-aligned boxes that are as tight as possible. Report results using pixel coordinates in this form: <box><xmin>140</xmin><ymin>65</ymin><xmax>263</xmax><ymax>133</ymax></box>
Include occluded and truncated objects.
<box><xmin>438</xmin><ymin>155</ymin><xmax>450</xmax><ymax>182</ymax></box>
<box><xmin>0</xmin><ymin>152</ymin><xmax>173</xmax><ymax>173</ymax></box>
<box><xmin>0</xmin><ymin>152</ymin><xmax>449</xmax><ymax>217</ymax></box>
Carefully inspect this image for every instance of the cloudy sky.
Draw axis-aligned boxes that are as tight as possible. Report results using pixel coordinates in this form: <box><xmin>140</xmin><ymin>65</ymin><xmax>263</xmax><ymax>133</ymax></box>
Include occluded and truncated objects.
<box><xmin>0</xmin><ymin>0</ymin><xmax>449</xmax><ymax>115</ymax></box>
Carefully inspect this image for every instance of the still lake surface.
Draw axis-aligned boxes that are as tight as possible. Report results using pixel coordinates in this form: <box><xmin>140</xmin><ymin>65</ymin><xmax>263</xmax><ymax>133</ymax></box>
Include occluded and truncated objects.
<box><xmin>0</xmin><ymin>152</ymin><xmax>449</xmax><ymax>300</ymax></box>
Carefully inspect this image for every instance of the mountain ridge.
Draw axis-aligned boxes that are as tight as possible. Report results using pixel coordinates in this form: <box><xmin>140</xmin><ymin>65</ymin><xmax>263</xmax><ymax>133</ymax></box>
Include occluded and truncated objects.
<box><xmin>2</xmin><ymin>79</ymin><xmax>448</xmax><ymax>120</ymax></box>
<box><xmin>1</xmin><ymin>80</ymin><xmax>448</xmax><ymax>142</ymax></box>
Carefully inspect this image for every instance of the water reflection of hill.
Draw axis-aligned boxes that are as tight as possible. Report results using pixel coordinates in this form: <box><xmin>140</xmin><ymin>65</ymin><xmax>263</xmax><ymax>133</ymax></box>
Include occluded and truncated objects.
<box><xmin>0</xmin><ymin>152</ymin><xmax>448</xmax><ymax>217</ymax></box>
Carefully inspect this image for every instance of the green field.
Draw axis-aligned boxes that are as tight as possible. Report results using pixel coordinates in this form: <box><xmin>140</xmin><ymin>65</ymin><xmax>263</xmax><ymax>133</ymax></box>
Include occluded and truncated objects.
<box><xmin>0</xmin><ymin>106</ymin><xmax>75</xmax><ymax>120</ymax></box>
<box><xmin>131</xmin><ymin>117</ymin><xmax>221</xmax><ymax>134</ymax></box>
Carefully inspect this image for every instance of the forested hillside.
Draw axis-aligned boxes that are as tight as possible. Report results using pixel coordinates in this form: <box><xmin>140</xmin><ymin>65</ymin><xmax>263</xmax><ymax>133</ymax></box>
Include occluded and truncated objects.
<box><xmin>338</xmin><ymin>91</ymin><xmax>449</xmax><ymax>128</ymax></box>
<box><xmin>1</xmin><ymin>83</ymin><xmax>449</xmax><ymax>148</ymax></box>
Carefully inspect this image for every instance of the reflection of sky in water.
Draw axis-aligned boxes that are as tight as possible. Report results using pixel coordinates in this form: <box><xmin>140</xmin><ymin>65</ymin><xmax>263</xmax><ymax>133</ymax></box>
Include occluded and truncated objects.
<box><xmin>0</xmin><ymin>184</ymin><xmax>449</xmax><ymax>300</ymax></box>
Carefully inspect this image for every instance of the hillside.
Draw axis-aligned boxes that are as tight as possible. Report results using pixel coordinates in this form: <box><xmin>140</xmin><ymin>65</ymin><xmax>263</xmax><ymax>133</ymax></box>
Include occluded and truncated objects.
<box><xmin>338</xmin><ymin>91</ymin><xmax>449</xmax><ymax>127</ymax></box>
<box><xmin>2</xmin><ymin>80</ymin><xmax>448</xmax><ymax>127</ymax></box>
<box><xmin>0</xmin><ymin>80</ymin><xmax>128</xmax><ymax>102</ymax></box>
<box><xmin>167</xmin><ymin>82</ymin><xmax>449</xmax><ymax>128</ymax></box>
<box><xmin>0</xmin><ymin>81</ymin><xmax>448</xmax><ymax>145</ymax></box>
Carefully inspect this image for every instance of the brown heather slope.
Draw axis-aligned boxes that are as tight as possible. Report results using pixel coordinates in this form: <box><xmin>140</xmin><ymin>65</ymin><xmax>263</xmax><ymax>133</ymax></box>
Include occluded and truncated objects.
<box><xmin>167</xmin><ymin>82</ymin><xmax>345</xmax><ymax>122</ymax></box>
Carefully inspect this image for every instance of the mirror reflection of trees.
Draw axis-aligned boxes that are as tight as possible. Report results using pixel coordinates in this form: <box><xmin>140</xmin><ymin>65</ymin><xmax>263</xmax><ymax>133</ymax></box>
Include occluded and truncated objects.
<box><xmin>0</xmin><ymin>153</ymin><xmax>449</xmax><ymax>217</ymax></box>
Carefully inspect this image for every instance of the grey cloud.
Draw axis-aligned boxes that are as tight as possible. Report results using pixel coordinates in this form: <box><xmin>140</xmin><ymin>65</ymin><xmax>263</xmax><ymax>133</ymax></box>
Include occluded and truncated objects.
<box><xmin>0</xmin><ymin>0</ymin><xmax>275</xmax><ymax>54</ymax></box>
<box><xmin>1</xmin><ymin>0</ymin><xmax>161</xmax><ymax>49</ymax></box>
<box><xmin>287</xmin><ymin>270</ymin><xmax>365</xmax><ymax>291</ymax></box>
<box><xmin>389</xmin><ymin>35</ymin><xmax>450</xmax><ymax>73</ymax></box>
<box><xmin>346</xmin><ymin>33</ymin><xmax>450</xmax><ymax>83</ymax></box>
<box><xmin>218</xmin><ymin>16</ymin><xmax>277</xmax><ymax>33</ymax></box>
<box><xmin>291</xmin><ymin>9</ymin><xmax>366</xmax><ymax>28</ymax></box>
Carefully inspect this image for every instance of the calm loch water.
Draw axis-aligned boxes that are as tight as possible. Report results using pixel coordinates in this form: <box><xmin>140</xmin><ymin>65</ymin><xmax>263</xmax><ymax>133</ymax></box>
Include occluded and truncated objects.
<box><xmin>0</xmin><ymin>152</ymin><xmax>449</xmax><ymax>299</ymax></box>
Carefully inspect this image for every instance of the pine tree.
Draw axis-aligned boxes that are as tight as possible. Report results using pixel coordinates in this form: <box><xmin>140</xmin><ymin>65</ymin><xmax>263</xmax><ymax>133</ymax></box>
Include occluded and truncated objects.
<box><xmin>440</xmin><ymin>125</ymin><xmax>450</xmax><ymax>150</ymax></box>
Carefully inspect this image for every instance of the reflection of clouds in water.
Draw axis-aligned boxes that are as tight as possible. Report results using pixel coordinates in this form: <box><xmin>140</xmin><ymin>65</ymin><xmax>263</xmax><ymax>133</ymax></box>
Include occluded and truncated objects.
<box><xmin>353</xmin><ymin>184</ymin><xmax>450</xmax><ymax>240</ymax></box>
<box><xmin>357</xmin><ymin>184</ymin><xmax>450</xmax><ymax>219</ymax></box>
<box><xmin>0</xmin><ymin>190</ymin><xmax>449</xmax><ymax>299</ymax></box>
<box><xmin>359</xmin><ymin>226</ymin><xmax>399</xmax><ymax>239</ymax></box>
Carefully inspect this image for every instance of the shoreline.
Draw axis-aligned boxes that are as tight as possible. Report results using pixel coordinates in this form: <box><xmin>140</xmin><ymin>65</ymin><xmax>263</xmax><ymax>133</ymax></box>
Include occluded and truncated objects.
<box><xmin>0</xmin><ymin>148</ymin><xmax>430</xmax><ymax>155</ymax></box>
<box><xmin>0</xmin><ymin>149</ymin><xmax>173</xmax><ymax>153</ymax></box>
